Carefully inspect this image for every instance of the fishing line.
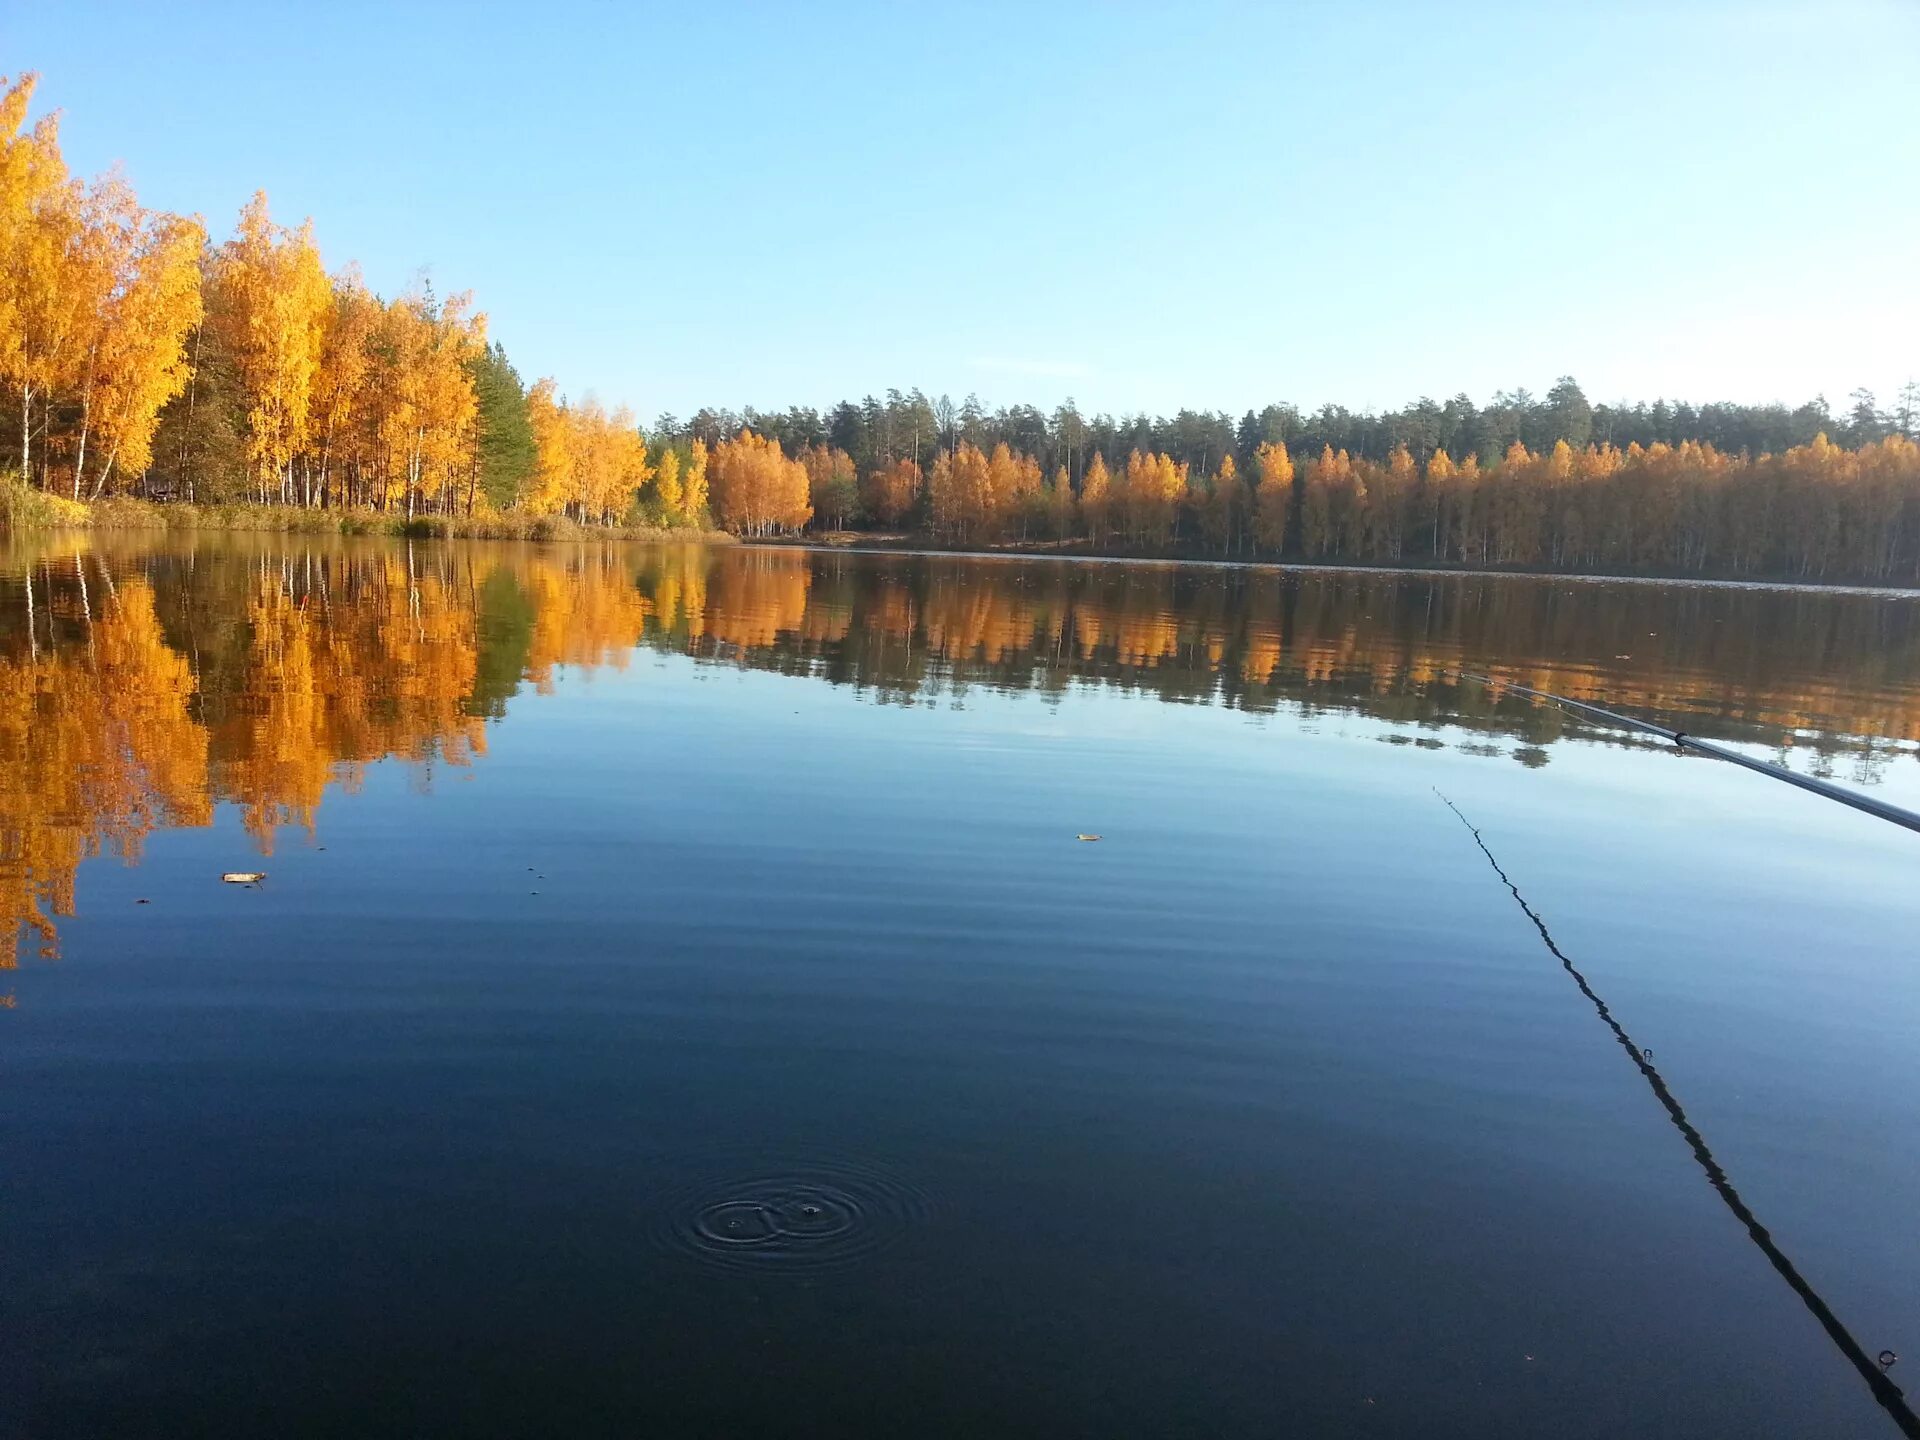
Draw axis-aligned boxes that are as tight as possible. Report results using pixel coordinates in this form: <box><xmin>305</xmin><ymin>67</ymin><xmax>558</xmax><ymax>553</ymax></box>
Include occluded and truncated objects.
<box><xmin>1435</xmin><ymin>790</ymin><xmax>1917</xmax><ymax>1437</ymax></box>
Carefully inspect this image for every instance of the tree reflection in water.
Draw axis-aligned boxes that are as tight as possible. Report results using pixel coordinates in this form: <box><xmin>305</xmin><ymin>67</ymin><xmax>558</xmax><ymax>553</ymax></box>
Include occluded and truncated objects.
<box><xmin>3</xmin><ymin>535</ymin><xmax>1918</xmax><ymax>974</ymax></box>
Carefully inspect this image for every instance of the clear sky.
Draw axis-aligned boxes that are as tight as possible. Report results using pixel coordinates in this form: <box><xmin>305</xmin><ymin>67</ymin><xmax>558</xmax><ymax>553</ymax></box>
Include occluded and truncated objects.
<box><xmin>10</xmin><ymin>1</ymin><xmax>1918</xmax><ymax>423</ymax></box>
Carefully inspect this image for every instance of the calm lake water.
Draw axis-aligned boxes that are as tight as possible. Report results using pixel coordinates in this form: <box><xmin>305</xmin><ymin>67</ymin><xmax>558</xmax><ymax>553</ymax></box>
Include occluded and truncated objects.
<box><xmin>4</xmin><ymin>535</ymin><xmax>1919</xmax><ymax>1438</ymax></box>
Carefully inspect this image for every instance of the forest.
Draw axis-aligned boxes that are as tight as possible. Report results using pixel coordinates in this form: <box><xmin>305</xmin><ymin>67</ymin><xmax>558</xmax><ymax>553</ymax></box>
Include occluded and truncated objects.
<box><xmin>4</xmin><ymin>72</ymin><xmax>1919</xmax><ymax>581</ymax></box>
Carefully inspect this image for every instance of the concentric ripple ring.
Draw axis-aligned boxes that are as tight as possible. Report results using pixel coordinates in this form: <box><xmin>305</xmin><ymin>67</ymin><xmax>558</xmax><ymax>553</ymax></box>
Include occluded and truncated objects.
<box><xmin>650</xmin><ymin>1157</ymin><xmax>930</xmax><ymax>1277</ymax></box>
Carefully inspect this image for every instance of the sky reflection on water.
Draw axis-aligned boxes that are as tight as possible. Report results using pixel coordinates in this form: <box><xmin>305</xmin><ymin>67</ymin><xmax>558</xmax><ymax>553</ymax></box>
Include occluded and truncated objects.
<box><xmin>3</xmin><ymin>537</ymin><xmax>1919</xmax><ymax>1438</ymax></box>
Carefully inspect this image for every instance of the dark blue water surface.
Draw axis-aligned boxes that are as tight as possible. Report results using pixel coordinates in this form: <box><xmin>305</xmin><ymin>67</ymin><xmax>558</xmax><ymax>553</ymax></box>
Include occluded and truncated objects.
<box><xmin>3</xmin><ymin>538</ymin><xmax>1919</xmax><ymax>1438</ymax></box>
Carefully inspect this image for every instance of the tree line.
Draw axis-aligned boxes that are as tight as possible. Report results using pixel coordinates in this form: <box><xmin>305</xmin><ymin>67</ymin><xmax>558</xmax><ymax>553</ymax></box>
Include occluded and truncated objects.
<box><xmin>4</xmin><ymin>72</ymin><xmax>1918</xmax><ymax>580</ymax></box>
<box><xmin>657</xmin><ymin>386</ymin><xmax>1920</xmax><ymax>581</ymax></box>
<box><xmin>0</xmin><ymin>74</ymin><xmax>712</xmax><ymax>527</ymax></box>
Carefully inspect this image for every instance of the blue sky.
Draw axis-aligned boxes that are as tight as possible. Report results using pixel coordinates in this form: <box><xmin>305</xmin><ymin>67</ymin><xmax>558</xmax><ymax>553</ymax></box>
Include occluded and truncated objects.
<box><xmin>11</xmin><ymin>1</ymin><xmax>1918</xmax><ymax>422</ymax></box>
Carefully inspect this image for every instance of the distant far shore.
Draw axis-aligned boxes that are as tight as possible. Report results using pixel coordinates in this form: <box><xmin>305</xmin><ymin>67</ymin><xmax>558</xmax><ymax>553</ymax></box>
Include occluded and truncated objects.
<box><xmin>8</xmin><ymin>491</ymin><xmax>1915</xmax><ymax>594</ymax></box>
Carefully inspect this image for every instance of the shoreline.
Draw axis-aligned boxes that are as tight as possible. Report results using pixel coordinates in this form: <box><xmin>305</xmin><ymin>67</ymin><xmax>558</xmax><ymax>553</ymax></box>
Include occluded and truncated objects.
<box><xmin>0</xmin><ymin>488</ymin><xmax>733</xmax><ymax>547</ymax></box>
<box><xmin>6</xmin><ymin>493</ymin><xmax>1915</xmax><ymax>595</ymax></box>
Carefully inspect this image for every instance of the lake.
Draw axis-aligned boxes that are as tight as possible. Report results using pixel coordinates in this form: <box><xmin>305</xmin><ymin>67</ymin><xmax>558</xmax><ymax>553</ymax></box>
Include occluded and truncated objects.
<box><xmin>4</xmin><ymin>535</ymin><xmax>1919</xmax><ymax>1439</ymax></box>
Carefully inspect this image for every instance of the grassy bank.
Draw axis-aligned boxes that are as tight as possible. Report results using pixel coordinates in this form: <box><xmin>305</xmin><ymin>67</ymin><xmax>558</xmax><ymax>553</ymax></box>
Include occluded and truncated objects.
<box><xmin>0</xmin><ymin>481</ymin><xmax>732</xmax><ymax>545</ymax></box>
<box><xmin>0</xmin><ymin>478</ymin><xmax>93</xmax><ymax>530</ymax></box>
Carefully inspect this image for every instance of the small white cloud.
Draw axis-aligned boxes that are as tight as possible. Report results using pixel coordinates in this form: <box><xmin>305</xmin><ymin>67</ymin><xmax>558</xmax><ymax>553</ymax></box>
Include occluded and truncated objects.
<box><xmin>967</xmin><ymin>356</ymin><xmax>1091</xmax><ymax>379</ymax></box>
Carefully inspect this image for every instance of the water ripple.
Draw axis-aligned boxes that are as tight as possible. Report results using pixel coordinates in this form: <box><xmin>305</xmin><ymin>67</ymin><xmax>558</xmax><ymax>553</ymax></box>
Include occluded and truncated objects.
<box><xmin>648</xmin><ymin>1156</ymin><xmax>931</xmax><ymax>1277</ymax></box>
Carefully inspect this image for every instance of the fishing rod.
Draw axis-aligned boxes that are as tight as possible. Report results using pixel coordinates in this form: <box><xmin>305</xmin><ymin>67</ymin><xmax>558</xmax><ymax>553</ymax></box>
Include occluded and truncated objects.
<box><xmin>1450</xmin><ymin>670</ymin><xmax>1920</xmax><ymax>837</ymax></box>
